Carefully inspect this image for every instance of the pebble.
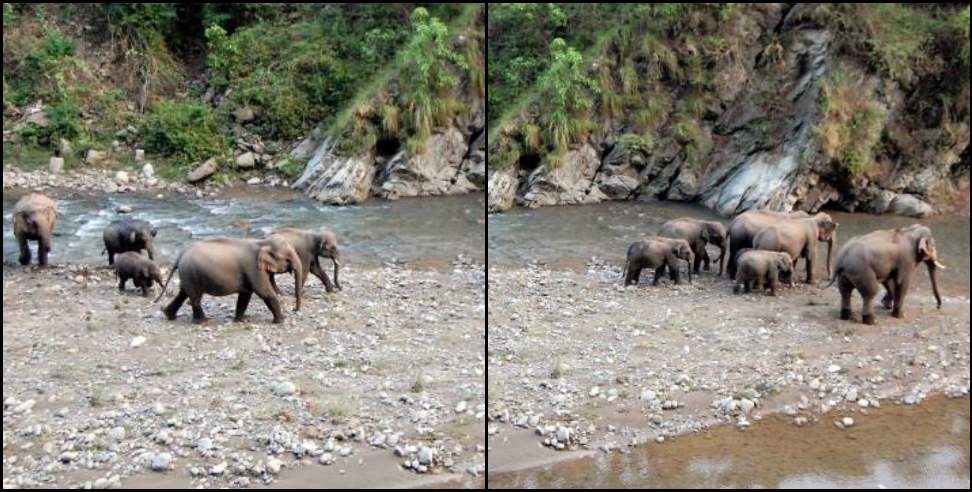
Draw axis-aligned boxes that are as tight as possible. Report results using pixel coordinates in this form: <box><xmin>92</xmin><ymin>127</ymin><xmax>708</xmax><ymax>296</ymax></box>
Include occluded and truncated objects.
<box><xmin>589</xmin><ymin>386</ymin><xmax>600</xmax><ymax>397</ymax></box>
<box><xmin>129</xmin><ymin>336</ymin><xmax>146</xmax><ymax>348</ymax></box>
<box><xmin>417</xmin><ymin>446</ymin><xmax>434</xmax><ymax>465</ymax></box>
<box><xmin>116</xmin><ymin>205</ymin><xmax>133</xmax><ymax>214</ymax></box>
<box><xmin>210</xmin><ymin>461</ymin><xmax>227</xmax><ymax>475</ymax></box>
<box><xmin>455</xmin><ymin>401</ymin><xmax>467</xmax><ymax>414</ymax></box>
<box><xmin>196</xmin><ymin>437</ymin><xmax>213</xmax><ymax>454</ymax></box>
<box><xmin>841</xmin><ymin>417</ymin><xmax>855</xmax><ymax>428</ymax></box>
<box><xmin>272</xmin><ymin>381</ymin><xmax>298</xmax><ymax>396</ymax></box>
<box><xmin>13</xmin><ymin>399</ymin><xmax>36</xmax><ymax>414</ymax></box>
<box><xmin>266</xmin><ymin>458</ymin><xmax>283</xmax><ymax>474</ymax></box>
<box><xmin>108</xmin><ymin>426</ymin><xmax>126</xmax><ymax>441</ymax></box>
<box><xmin>150</xmin><ymin>452</ymin><xmax>172</xmax><ymax>471</ymax></box>
<box><xmin>845</xmin><ymin>388</ymin><xmax>858</xmax><ymax>402</ymax></box>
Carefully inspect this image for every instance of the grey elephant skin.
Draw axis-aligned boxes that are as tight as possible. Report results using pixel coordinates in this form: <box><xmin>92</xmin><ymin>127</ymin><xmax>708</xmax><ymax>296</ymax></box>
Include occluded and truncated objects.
<box><xmin>752</xmin><ymin>212</ymin><xmax>838</xmax><ymax>284</ymax></box>
<box><xmin>264</xmin><ymin>227</ymin><xmax>342</xmax><ymax>297</ymax></box>
<box><xmin>12</xmin><ymin>193</ymin><xmax>58</xmax><ymax>267</ymax></box>
<box><xmin>115</xmin><ymin>252</ymin><xmax>164</xmax><ymax>297</ymax></box>
<box><xmin>727</xmin><ymin>210</ymin><xmax>810</xmax><ymax>279</ymax></box>
<box><xmin>733</xmin><ymin>249</ymin><xmax>794</xmax><ymax>296</ymax></box>
<box><xmin>659</xmin><ymin>217</ymin><xmax>728</xmax><ymax>276</ymax></box>
<box><xmin>827</xmin><ymin>224</ymin><xmax>945</xmax><ymax>325</ymax></box>
<box><xmin>156</xmin><ymin>238</ymin><xmax>303</xmax><ymax>324</ymax></box>
<box><xmin>103</xmin><ymin>219</ymin><xmax>157</xmax><ymax>265</ymax></box>
<box><xmin>622</xmin><ymin>237</ymin><xmax>695</xmax><ymax>286</ymax></box>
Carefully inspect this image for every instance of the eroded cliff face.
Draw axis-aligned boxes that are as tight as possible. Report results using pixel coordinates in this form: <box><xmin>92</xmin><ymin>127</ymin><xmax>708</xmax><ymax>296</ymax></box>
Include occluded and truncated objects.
<box><xmin>488</xmin><ymin>4</ymin><xmax>970</xmax><ymax>217</ymax></box>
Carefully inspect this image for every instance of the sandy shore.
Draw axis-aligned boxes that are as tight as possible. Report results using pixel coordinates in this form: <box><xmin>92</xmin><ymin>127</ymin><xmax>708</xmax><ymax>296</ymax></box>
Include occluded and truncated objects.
<box><xmin>486</xmin><ymin>263</ymin><xmax>970</xmax><ymax>477</ymax></box>
<box><xmin>2</xmin><ymin>261</ymin><xmax>485</xmax><ymax>488</ymax></box>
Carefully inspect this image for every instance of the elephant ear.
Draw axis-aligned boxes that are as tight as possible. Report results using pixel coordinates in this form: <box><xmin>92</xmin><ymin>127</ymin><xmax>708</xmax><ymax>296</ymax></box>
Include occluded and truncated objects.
<box><xmin>916</xmin><ymin>236</ymin><xmax>932</xmax><ymax>261</ymax></box>
<box><xmin>257</xmin><ymin>246</ymin><xmax>277</xmax><ymax>272</ymax></box>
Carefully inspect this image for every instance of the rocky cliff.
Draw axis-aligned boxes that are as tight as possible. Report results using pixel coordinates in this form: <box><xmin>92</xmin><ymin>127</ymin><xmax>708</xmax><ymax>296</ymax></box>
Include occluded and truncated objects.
<box><xmin>487</xmin><ymin>4</ymin><xmax>970</xmax><ymax>217</ymax></box>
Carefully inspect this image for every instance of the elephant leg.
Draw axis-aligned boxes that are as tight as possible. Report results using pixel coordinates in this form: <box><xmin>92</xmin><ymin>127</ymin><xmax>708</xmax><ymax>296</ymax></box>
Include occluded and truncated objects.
<box><xmin>838</xmin><ymin>276</ymin><xmax>854</xmax><ymax>320</ymax></box>
<box><xmin>118</xmin><ymin>275</ymin><xmax>127</xmax><ymax>291</ymax></box>
<box><xmin>107</xmin><ymin>249</ymin><xmax>115</xmax><ymax>266</ymax></box>
<box><xmin>692</xmin><ymin>246</ymin><xmax>704</xmax><ymax>274</ymax></box>
<box><xmin>805</xmin><ymin>249</ymin><xmax>816</xmax><ymax>284</ymax></box>
<box><xmin>190</xmin><ymin>294</ymin><xmax>207</xmax><ymax>324</ymax></box>
<box><xmin>38</xmin><ymin>234</ymin><xmax>52</xmax><ymax>267</ymax></box>
<box><xmin>260</xmin><ymin>295</ymin><xmax>284</xmax><ymax>324</ymax></box>
<box><xmin>163</xmin><ymin>290</ymin><xmax>188</xmax><ymax>320</ymax></box>
<box><xmin>733</xmin><ymin>282</ymin><xmax>742</xmax><ymax>294</ymax></box>
<box><xmin>767</xmin><ymin>270</ymin><xmax>779</xmax><ymax>296</ymax></box>
<box><xmin>311</xmin><ymin>261</ymin><xmax>335</xmax><ymax>293</ymax></box>
<box><xmin>140</xmin><ymin>280</ymin><xmax>151</xmax><ymax>297</ymax></box>
<box><xmin>857</xmin><ymin>273</ymin><xmax>880</xmax><ymax>325</ymax></box>
<box><xmin>881</xmin><ymin>280</ymin><xmax>895</xmax><ymax>310</ymax></box>
<box><xmin>17</xmin><ymin>235</ymin><xmax>31</xmax><ymax>265</ymax></box>
<box><xmin>891</xmin><ymin>277</ymin><xmax>911</xmax><ymax>319</ymax></box>
<box><xmin>745</xmin><ymin>280</ymin><xmax>753</xmax><ymax>293</ymax></box>
<box><xmin>234</xmin><ymin>292</ymin><xmax>252</xmax><ymax>322</ymax></box>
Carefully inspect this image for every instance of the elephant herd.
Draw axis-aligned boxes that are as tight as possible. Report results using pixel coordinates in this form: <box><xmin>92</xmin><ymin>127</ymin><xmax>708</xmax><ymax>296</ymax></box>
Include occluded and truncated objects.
<box><xmin>11</xmin><ymin>192</ymin><xmax>342</xmax><ymax>324</ymax></box>
<box><xmin>623</xmin><ymin>210</ymin><xmax>946</xmax><ymax>325</ymax></box>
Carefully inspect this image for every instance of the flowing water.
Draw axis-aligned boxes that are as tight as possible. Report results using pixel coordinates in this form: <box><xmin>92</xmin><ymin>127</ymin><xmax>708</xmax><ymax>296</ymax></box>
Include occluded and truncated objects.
<box><xmin>3</xmin><ymin>189</ymin><xmax>486</xmax><ymax>267</ymax></box>
<box><xmin>489</xmin><ymin>395</ymin><xmax>971</xmax><ymax>489</ymax></box>
<box><xmin>488</xmin><ymin>201</ymin><xmax>971</xmax><ymax>293</ymax></box>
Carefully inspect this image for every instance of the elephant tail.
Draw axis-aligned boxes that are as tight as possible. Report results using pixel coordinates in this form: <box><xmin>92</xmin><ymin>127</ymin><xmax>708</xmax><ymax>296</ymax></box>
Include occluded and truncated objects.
<box><xmin>619</xmin><ymin>258</ymin><xmax>629</xmax><ymax>284</ymax></box>
<box><xmin>821</xmin><ymin>267</ymin><xmax>842</xmax><ymax>289</ymax></box>
<box><xmin>153</xmin><ymin>251</ymin><xmax>183</xmax><ymax>303</ymax></box>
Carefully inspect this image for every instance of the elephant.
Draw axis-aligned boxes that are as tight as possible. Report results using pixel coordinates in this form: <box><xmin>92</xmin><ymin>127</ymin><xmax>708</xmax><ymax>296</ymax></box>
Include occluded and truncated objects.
<box><xmin>751</xmin><ymin>213</ymin><xmax>838</xmax><ymax>284</ymax></box>
<box><xmin>621</xmin><ymin>237</ymin><xmax>694</xmax><ymax>286</ymax></box>
<box><xmin>727</xmin><ymin>210</ymin><xmax>811</xmax><ymax>279</ymax></box>
<box><xmin>264</xmin><ymin>227</ymin><xmax>342</xmax><ymax>298</ymax></box>
<box><xmin>12</xmin><ymin>193</ymin><xmax>58</xmax><ymax>267</ymax></box>
<box><xmin>825</xmin><ymin>224</ymin><xmax>945</xmax><ymax>325</ymax></box>
<box><xmin>114</xmin><ymin>251</ymin><xmax>164</xmax><ymax>297</ymax></box>
<box><xmin>658</xmin><ymin>217</ymin><xmax>728</xmax><ymax>275</ymax></box>
<box><xmin>103</xmin><ymin>219</ymin><xmax>157</xmax><ymax>265</ymax></box>
<box><xmin>156</xmin><ymin>237</ymin><xmax>303</xmax><ymax>324</ymax></box>
<box><xmin>733</xmin><ymin>249</ymin><xmax>795</xmax><ymax>296</ymax></box>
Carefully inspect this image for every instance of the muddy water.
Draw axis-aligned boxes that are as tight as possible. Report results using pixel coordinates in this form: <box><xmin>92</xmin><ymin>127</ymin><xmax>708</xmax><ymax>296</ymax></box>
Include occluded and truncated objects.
<box><xmin>489</xmin><ymin>396</ymin><xmax>971</xmax><ymax>489</ymax></box>
<box><xmin>3</xmin><ymin>189</ymin><xmax>485</xmax><ymax>267</ymax></box>
<box><xmin>488</xmin><ymin>201</ymin><xmax>971</xmax><ymax>292</ymax></box>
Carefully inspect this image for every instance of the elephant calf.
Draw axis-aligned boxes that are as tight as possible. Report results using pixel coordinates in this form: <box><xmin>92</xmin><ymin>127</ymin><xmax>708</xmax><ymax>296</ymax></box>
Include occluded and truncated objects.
<box><xmin>115</xmin><ymin>252</ymin><xmax>164</xmax><ymax>297</ymax></box>
<box><xmin>622</xmin><ymin>237</ymin><xmax>694</xmax><ymax>286</ymax></box>
<box><xmin>827</xmin><ymin>224</ymin><xmax>945</xmax><ymax>325</ymax></box>
<box><xmin>103</xmin><ymin>219</ymin><xmax>157</xmax><ymax>265</ymax></box>
<box><xmin>733</xmin><ymin>249</ymin><xmax>794</xmax><ymax>296</ymax></box>
<box><xmin>12</xmin><ymin>193</ymin><xmax>58</xmax><ymax>267</ymax></box>
<box><xmin>156</xmin><ymin>238</ymin><xmax>303</xmax><ymax>324</ymax></box>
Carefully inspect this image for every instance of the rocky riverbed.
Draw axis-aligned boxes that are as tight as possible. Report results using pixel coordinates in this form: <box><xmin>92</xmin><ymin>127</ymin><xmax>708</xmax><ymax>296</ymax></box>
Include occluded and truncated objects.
<box><xmin>486</xmin><ymin>263</ymin><xmax>970</xmax><ymax>475</ymax></box>
<box><xmin>2</xmin><ymin>261</ymin><xmax>485</xmax><ymax>488</ymax></box>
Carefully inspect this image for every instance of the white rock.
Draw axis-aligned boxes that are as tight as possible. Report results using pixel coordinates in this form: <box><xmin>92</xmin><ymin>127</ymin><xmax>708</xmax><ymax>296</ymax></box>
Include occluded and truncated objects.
<box><xmin>135</xmin><ymin>149</ymin><xmax>146</xmax><ymax>162</ymax></box>
<box><xmin>142</xmin><ymin>162</ymin><xmax>153</xmax><ymax>178</ymax></box>
<box><xmin>589</xmin><ymin>386</ymin><xmax>600</xmax><ymax>397</ymax></box>
<box><xmin>417</xmin><ymin>446</ymin><xmax>434</xmax><ymax>465</ymax></box>
<box><xmin>455</xmin><ymin>401</ymin><xmax>468</xmax><ymax>414</ymax></box>
<box><xmin>236</xmin><ymin>152</ymin><xmax>256</xmax><ymax>169</ymax></box>
<box><xmin>272</xmin><ymin>381</ymin><xmax>297</xmax><ymax>396</ymax></box>
<box><xmin>49</xmin><ymin>156</ymin><xmax>64</xmax><ymax>174</ymax></box>
<box><xmin>130</xmin><ymin>336</ymin><xmax>146</xmax><ymax>348</ymax></box>
<box><xmin>210</xmin><ymin>461</ymin><xmax>227</xmax><ymax>475</ymax></box>
<box><xmin>150</xmin><ymin>452</ymin><xmax>172</xmax><ymax>471</ymax></box>
<box><xmin>845</xmin><ymin>388</ymin><xmax>858</xmax><ymax>402</ymax></box>
<box><xmin>555</xmin><ymin>426</ymin><xmax>570</xmax><ymax>443</ymax></box>
<box><xmin>266</xmin><ymin>458</ymin><xmax>283</xmax><ymax>474</ymax></box>
<box><xmin>247</xmin><ymin>177</ymin><xmax>262</xmax><ymax>185</ymax></box>
<box><xmin>841</xmin><ymin>417</ymin><xmax>855</xmax><ymax>428</ymax></box>
<box><xmin>115</xmin><ymin>171</ymin><xmax>129</xmax><ymax>185</ymax></box>
<box><xmin>318</xmin><ymin>453</ymin><xmax>334</xmax><ymax>465</ymax></box>
<box><xmin>108</xmin><ymin>426</ymin><xmax>126</xmax><ymax>441</ymax></box>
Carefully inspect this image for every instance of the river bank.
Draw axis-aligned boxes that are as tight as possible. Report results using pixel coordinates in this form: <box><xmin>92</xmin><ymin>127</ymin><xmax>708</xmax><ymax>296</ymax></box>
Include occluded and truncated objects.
<box><xmin>486</xmin><ymin>263</ymin><xmax>970</xmax><ymax>481</ymax></box>
<box><xmin>2</xmin><ymin>261</ymin><xmax>485</xmax><ymax>488</ymax></box>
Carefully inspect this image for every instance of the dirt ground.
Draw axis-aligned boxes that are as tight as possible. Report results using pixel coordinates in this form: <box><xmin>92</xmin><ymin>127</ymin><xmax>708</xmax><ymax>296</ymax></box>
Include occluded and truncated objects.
<box><xmin>486</xmin><ymin>262</ymin><xmax>971</xmax><ymax>475</ymax></box>
<box><xmin>2</xmin><ymin>261</ymin><xmax>485</xmax><ymax>488</ymax></box>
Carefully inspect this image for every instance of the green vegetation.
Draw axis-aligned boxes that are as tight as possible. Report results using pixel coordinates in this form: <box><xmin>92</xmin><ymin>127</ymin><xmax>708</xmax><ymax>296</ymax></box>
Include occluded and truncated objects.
<box><xmin>817</xmin><ymin>68</ymin><xmax>886</xmax><ymax>177</ymax></box>
<box><xmin>3</xmin><ymin>4</ymin><xmax>484</xmax><ymax>180</ymax></box>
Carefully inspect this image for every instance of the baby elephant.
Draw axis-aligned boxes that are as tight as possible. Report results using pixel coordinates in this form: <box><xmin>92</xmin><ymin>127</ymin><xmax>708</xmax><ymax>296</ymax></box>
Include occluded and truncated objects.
<box><xmin>115</xmin><ymin>252</ymin><xmax>164</xmax><ymax>297</ymax></box>
<box><xmin>733</xmin><ymin>249</ymin><xmax>794</xmax><ymax>296</ymax></box>
<box><xmin>622</xmin><ymin>237</ymin><xmax>694</xmax><ymax>286</ymax></box>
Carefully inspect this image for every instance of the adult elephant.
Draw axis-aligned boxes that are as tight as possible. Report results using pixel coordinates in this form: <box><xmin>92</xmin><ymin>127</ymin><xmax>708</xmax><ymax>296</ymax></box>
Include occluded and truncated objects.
<box><xmin>825</xmin><ymin>224</ymin><xmax>944</xmax><ymax>325</ymax></box>
<box><xmin>264</xmin><ymin>227</ymin><xmax>342</xmax><ymax>297</ymax></box>
<box><xmin>156</xmin><ymin>237</ymin><xmax>303</xmax><ymax>324</ymax></box>
<box><xmin>727</xmin><ymin>210</ymin><xmax>813</xmax><ymax>279</ymax></box>
<box><xmin>103</xmin><ymin>219</ymin><xmax>157</xmax><ymax>265</ymax></box>
<box><xmin>658</xmin><ymin>217</ymin><xmax>728</xmax><ymax>275</ymax></box>
<box><xmin>12</xmin><ymin>193</ymin><xmax>58</xmax><ymax>267</ymax></box>
<box><xmin>752</xmin><ymin>213</ymin><xmax>838</xmax><ymax>284</ymax></box>
<box><xmin>621</xmin><ymin>237</ymin><xmax>694</xmax><ymax>286</ymax></box>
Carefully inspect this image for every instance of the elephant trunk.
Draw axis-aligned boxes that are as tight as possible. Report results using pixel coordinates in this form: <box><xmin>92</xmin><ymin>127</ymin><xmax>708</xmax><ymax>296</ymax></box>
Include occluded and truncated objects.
<box><xmin>926</xmin><ymin>261</ymin><xmax>942</xmax><ymax>309</ymax></box>
<box><xmin>718</xmin><ymin>237</ymin><xmax>728</xmax><ymax>277</ymax></box>
<box><xmin>331</xmin><ymin>253</ymin><xmax>342</xmax><ymax>290</ymax></box>
<box><xmin>154</xmin><ymin>264</ymin><xmax>178</xmax><ymax>303</ymax></box>
<box><xmin>686</xmin><ymin>252</ymin><xmax>694</xmax><ymax>284</ymax></box>
<box><xmin>825</xmin><ymin>235</ymin><xmax>835</xmax><ymax>279</ymax></box>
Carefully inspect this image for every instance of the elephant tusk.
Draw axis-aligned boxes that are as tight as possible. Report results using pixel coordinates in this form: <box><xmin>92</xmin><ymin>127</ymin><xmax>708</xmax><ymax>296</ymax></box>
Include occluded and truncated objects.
<box><xmin>934</xmin><ymin>261</ymin><xmax>947</xmax><ymax>270</ymax></box>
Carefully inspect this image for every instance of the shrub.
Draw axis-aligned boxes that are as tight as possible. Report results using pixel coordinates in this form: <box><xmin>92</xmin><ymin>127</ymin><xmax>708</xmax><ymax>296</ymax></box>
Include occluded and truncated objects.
<box><xmin>140</xmin><ymin>100</ymin><xmax>226</xmax><ymax>167</ymax></box>
<box><xmin>817</xmin><ymin>69</ymin><xmax>886</xmax><ymax>177</ymax></box>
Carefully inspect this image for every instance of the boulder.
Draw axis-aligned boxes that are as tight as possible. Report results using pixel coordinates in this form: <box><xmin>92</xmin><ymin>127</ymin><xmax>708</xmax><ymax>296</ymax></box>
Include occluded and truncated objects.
<box><xmin>236</xmin><ymin>152</ymin><xmax>257</xmax><ymax>169</ymax></box>
<box><xmin>487</xmin><ymin>167</ymin><xmax>519</xmax><ymax>213</ymax></box>
<box><xmin>187</xmin><ymin>158</ymin><xmax>220</xmax><ymax>183</ymax></box>
<box><xmin>293</xmin><ymin>137</ymin><xmax>376</xmax><ymax>205</ymax></box>
<box><xmin>59</xmin><ymin>138</ymin><xmax>73</xmax><ymax>157</ymax></box>
<box><xmin>85</xmin><ymin>149</ymin><xmax>111</xmax><ymax>166</ymax></box>
<box><xmin>135</xmin><ymin>149</ymin><xmax>146</xmax><ymax>162</ymax></box>
<box><xmin>233</xmin><ymin>106</ymin><xmax>256</xmax><ymax>123</ymax></box>
<box><xmin>519</xmin><ymin>144</ymin><xmax>602</xmax><ymax>208</ymax></box>
<box><xmin>377</xmin><ymin>127</ymin><xmax>467</xmax><ymax>199</ymax></box>
<box><xmin>49</xmin><ymin>156</ymin><xmax>65</xmax><ymax>174</ymax></box>
<box><xmin>890</xmin><ymin>193</ymin><xmax>934</xmax><ymax>218</ymax></box>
